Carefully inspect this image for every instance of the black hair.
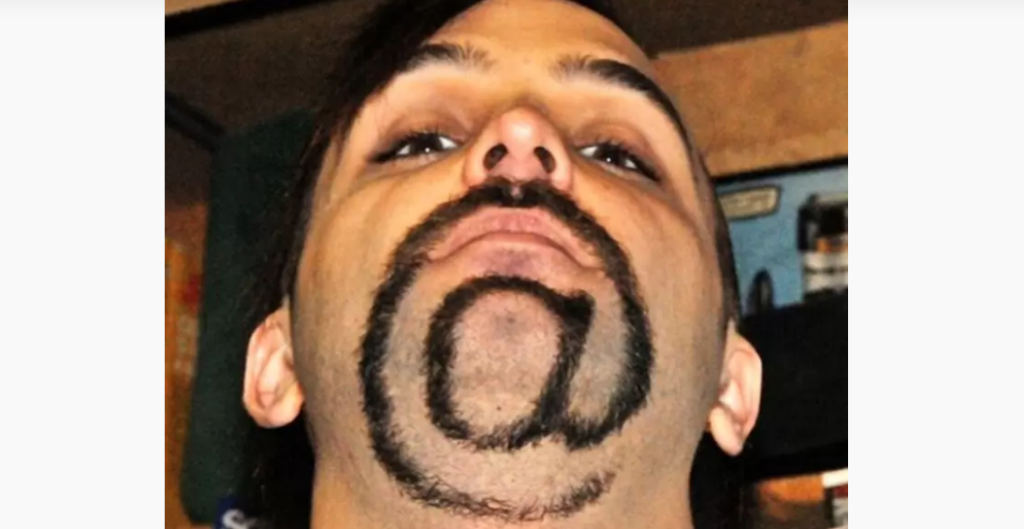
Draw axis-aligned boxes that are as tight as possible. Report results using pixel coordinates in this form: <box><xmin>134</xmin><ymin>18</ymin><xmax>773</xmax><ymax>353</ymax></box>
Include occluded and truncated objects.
<box><xmin>241</xmin><ymin>0</ymin><xmax>743</xmax><ymax>527</ymax></box>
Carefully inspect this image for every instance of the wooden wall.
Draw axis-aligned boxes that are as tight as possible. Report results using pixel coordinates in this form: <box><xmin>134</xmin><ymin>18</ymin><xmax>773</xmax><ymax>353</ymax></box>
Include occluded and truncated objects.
<box><xmin>654</xmin><ymin>21</ymin><xmax>848</xmax><ymax>177</ymax></box>
<box><xmin>166</xmin><ymin>203</ymin><xmax>208</xmax><ymax>529</ymax></box>
<box><xmin>167</xmin><ymin>0</ymin><xmax>243</xmax><ymax>16</ymax></box>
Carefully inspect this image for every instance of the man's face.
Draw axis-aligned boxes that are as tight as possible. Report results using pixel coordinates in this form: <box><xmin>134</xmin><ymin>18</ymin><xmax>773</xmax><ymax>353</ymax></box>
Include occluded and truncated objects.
<box><xmin>246</xmin><ymin>0</ymin><xmax>759</xmax><ymax>522</ymax></box>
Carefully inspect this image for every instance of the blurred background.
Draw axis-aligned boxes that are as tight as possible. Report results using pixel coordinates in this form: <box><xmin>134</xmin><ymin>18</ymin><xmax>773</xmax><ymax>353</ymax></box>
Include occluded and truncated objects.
<box><xmin>166</xmin><ymin>0</ymin><xmax>847</xmax><ymax>527</ymax></box>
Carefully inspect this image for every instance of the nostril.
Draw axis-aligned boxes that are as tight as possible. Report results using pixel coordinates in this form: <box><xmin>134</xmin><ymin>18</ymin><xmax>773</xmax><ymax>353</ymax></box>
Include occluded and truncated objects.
<box><xmin>483</xmin><ymin>144</ymin><xmax>508</xmax><ymax>170</ymax></box>
<box><xmin>533</xmin><ymin>146</ymin><xmax>556</xmax><ymax>173</ymax></box>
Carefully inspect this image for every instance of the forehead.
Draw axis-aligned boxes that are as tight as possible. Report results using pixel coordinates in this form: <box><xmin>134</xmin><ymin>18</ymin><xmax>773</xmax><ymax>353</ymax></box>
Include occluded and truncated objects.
<box><xmin>430</xmin><ymin>0</ymin><xmax>653</xmax><ymax>75</ymax></box>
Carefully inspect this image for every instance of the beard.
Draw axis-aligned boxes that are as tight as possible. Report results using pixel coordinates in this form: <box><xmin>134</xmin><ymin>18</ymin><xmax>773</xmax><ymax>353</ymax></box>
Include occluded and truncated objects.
<box><xmin>357</xmin><ymin>177</ymin><xmax>654</xmax><ymax>522</ymax></box>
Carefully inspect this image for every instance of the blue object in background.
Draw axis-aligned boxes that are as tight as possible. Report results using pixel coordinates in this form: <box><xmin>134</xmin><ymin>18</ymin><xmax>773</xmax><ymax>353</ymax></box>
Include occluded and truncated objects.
<box><xmin>214</xmin><ymin>497</ymin><xmax>259</xmax><ymax>529</ymax></box>
<box><xmin>715</xmin><ymin>163</ymin><xmax>848</xmax><ymax>315</ymax></box>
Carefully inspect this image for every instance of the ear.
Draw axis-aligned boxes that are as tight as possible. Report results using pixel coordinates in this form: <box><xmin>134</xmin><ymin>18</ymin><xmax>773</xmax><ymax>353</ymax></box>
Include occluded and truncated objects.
<box><xmin>707</xmin><ymin>321</ymin><xmax>762</xmax><ymax>456</ymax></box>
<box><xmin>243</xmin><ymin>307</ymin><xmax>304</xmax><ymax>428</ymax></box>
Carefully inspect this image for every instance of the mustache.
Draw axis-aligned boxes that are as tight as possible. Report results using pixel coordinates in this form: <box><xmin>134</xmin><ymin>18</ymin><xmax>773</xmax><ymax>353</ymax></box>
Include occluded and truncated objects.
<box><xmin>391</xmin><ymin>177</ymin><xmax>629</xmax><ymax>278</ymax></box>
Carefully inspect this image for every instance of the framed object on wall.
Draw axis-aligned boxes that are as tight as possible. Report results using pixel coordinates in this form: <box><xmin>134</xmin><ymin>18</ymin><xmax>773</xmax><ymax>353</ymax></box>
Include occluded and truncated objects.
<box><xmin>716</xmin><ymin>161</ymin><xmax>848</xmax><ymax>317</ymax></box>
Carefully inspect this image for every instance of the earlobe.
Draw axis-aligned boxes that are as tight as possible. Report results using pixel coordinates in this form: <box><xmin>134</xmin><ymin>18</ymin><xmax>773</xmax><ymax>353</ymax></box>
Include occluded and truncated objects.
<box><xmin>707</xmin><ymin>321</ymin><xmax>762</xmax><ymax>456</ymax></box>
<box><xmin>243</xmin><ymin>307</ymin><xmax>304</xmax><ymax>428</ymax></box>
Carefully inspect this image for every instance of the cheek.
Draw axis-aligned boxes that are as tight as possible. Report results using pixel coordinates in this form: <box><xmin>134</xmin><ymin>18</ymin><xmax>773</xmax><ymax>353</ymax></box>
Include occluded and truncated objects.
<box><xmin>293</xmin><ymin>160</ymin><xmax>470</xmax><ymax>372</ymax></box>
<box><xmin>641</xmin><ymin>212</ymin><xmax>722</xmax><ymax>421</ymax></box>
<box><xmin>576</xmin><ymin>176</ymin><xmax>723</xmax><ymax>402</ymax></box>
<box><xmin>640</xmin><ymin>208</ymin><xmax>720</xmax><ymax>343</ymax></box>
<box><xmin>576</xmin><ymin>176</ymin><xmax>720</xmax><ymax>321</ymax></box>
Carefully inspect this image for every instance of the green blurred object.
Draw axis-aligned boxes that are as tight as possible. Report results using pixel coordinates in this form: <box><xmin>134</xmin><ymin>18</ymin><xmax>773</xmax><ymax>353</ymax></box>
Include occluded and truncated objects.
<box><xmin>181</xmin><ymin>112</ymin><xmax>315</xmax><ymax>523</ymax></box>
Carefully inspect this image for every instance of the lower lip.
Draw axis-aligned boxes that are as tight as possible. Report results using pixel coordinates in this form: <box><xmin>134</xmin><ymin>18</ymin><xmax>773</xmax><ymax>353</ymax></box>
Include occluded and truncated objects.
<box><xmin>446</xmin><ymin>231</ymin><xmax>576</xmax><ymax>262</ymax></box>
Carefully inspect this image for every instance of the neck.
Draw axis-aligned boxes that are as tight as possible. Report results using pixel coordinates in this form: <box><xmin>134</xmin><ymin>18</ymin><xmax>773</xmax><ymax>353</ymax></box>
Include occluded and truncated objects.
<box><xmin>308</xmin><ymin>466</ymin><xmax>694</xmax><ymax>529</ymax></box>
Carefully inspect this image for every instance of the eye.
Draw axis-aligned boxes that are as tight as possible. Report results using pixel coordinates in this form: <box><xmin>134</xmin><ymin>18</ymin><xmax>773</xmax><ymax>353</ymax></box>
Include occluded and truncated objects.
<box><xmin>372</xmin><ymin>131</ymin><xmax>460</xmax><ymax>163</ymax></box>
<box><xmin>578</xmin><ymin>142</ymin><xmax>660</xmax><ymax>182</ymax></box>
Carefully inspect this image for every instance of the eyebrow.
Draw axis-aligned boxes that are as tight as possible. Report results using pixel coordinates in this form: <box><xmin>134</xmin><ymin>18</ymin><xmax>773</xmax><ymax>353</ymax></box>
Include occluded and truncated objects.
<box><xmin>396</xmin><ymin>44</ymin><xmax>693</xmax><ymax>150</ymax></box>
<box><xmin>554</xmin><ymin>55</ymin><xmax>689</xmax><ymax>143</ymax></box>
<box><xmin>398</xmin><ymin>42</ymin><xmax>493</xmax><ymax>74</ymax></box>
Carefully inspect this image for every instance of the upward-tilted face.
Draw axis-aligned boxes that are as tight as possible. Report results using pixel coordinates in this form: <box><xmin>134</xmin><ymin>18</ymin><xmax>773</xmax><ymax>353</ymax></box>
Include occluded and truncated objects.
<box><xmin>244</xmin><ymin>0</ymin><xmax>761</xmax><ymax>524</ymax></box>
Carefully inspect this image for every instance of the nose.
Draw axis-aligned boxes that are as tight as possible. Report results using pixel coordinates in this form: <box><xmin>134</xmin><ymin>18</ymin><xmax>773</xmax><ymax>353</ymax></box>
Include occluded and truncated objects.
<box><xmin>464</xmin><ymin>107</ymin><xmax>574</xmax><ymax>191</ymax></box>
